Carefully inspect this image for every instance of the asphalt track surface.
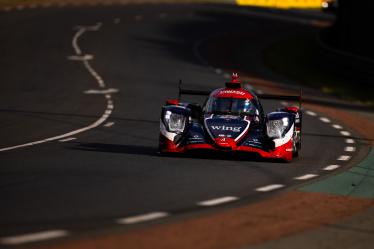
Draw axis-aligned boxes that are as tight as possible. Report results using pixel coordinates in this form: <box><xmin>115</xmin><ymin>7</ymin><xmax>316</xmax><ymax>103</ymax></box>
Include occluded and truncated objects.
<box><xmin>0</xmin><ymin>3</ymin><xmax>364</xmax><ymax>246</ymax></box>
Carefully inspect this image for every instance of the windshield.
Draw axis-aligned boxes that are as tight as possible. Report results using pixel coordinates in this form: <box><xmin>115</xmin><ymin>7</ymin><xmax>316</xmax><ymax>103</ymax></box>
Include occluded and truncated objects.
<box><xmin>205</xmin><ymin>97</ymin><xmax>257</xmax><ymax>115</ymax></box>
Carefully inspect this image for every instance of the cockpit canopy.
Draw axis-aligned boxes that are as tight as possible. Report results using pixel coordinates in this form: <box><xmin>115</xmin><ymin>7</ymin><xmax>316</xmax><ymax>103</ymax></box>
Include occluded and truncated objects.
<box><xmin>205</xmin><ymin>97</ymin><xmax>257</xmax><ymax>116</ymax></box>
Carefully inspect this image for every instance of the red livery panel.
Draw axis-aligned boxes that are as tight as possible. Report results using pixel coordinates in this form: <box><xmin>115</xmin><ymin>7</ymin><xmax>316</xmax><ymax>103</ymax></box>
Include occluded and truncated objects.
<box><xmin>159</xmin><ymin>73</ymin><xmax>302</xmax><ymax>162</ymax></box>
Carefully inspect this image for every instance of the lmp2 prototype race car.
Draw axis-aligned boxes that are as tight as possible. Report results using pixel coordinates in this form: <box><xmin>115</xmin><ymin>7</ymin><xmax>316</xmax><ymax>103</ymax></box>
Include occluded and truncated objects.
<box><xmin>159</xmin><ymin>73</ymin><xmax>302</xmax><ymax>161</ymax></box>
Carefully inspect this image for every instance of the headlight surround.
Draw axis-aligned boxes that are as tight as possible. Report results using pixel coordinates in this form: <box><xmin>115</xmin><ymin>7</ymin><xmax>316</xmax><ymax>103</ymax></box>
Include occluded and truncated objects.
<box><xmin>267</xmin><ymin>117</ymin><xmax>289</xmax><ymax>138</ymax></box>
<box><xmin>164</xmin><ymin>110</ymin><xmax>186</xmax><ymax>133</ymax></box>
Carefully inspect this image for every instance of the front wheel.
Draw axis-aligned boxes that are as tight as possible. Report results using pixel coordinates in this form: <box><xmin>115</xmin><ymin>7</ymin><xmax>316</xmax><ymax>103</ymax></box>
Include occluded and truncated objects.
<box><xmin>292</xmin><ymin>129</ymin><xmax>301</xmax><ymax>157</ymax></box>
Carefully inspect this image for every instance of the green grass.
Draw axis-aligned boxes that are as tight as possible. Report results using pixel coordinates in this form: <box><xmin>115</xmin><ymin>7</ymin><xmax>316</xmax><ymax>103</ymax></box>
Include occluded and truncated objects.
<box><xmin>263</xmin><ymin>34</ymin><xmax>373</xmax><ymax>105</ymax></box>
<box><xmin>301</xmin><ymin>148</ymin><xmax>374</xmax><ymax>198</ymax></box>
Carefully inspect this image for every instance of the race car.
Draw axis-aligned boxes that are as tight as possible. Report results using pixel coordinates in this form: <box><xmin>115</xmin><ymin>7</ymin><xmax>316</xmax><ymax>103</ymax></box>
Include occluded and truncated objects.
<box><xmin>159</xmin><ymin>73</ymin><xmax>302</xmax><ymax>161</ymax></box>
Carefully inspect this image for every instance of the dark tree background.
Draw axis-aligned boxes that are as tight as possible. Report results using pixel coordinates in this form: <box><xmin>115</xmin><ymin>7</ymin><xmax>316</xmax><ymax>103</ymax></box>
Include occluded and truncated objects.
<box><xmin>334</xmin><ymin>0</ymin><xmax>374</xmax><ymax>58</ymax></box>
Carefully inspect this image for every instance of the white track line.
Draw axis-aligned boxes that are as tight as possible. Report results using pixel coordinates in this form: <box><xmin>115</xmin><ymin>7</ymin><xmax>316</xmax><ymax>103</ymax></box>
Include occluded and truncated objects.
<box><xmin>294</xmin><ymin>174</ymin><xmax>318</xmax><ymax>180</ymax></box>
<box><xmin>305</xmin><ymin>111</ymin><xmax>317</xmax><ymax>116</ymax></box>
<box><xmin>332</xmin><ymin>124</ymin><xmax>343</xmax><ymax>129</ymax></box>
<box><xmin>67</xmin><ymin>54</ymin><xmax>94</xmax><ymax>61</ymax></box>
<box><xmin>104</xmin><ymin>122</ymin><xmax>115</xmax><ymax>127</ymax></box>
<box><xmin>117</xmin><ymin>212</ymin><xmax>169</xmax><ymax>224</ymax></box>
<box><xmin>319</xmin><ymin>117</ymin><xmax>331</xmax><ymax>123</ymax></box>
<box><xmin>0</xmin><ymin>230</ymin><xmax>68</xmax><ymax>245</ymax></box>
<box><xmin>72</xmin><ymin>23</ymin><xmax>101</xmax><ymax>55</ymax></box>
<box><xmin>0</xmin><ymin>99</ymin><xmax>112</xmax><ymax>152</ymax></box>
<box><xmin>255</xmin><ymin>184</ymin><xmax>284</xmax><ymax>192</ymax></box>
<box><xmin>59</xmin><ymin>137</ymin><xmax>76</xmax><ymax>142</ymax></box>
<box><xmin>197</xmin><ymin>196</ymin><xmax>238</xmax><ymax>206</ymax></box>
<box><xmin>323</xmin><ymin>165</ymin><xmax>341</xmax><ymax>171</ymax></box>
<box><xmin>72</xmin><ymin>29</ymin><xmax>85</xmax><ymax>55</ymax></box>
<box><xmin>0</xmin><ymin>22</ymin><xmax>115</xmax><ymax>152</ymax></box>
<box><xmin>337</xmin><ymin>155</ymin><xmax>351</xmax><ymax>161</ymax></box>
<box><xmin>83</xmin><ymin>60</ymin><xmax>105</xmax><ymax>88</ymax></box>
<box><xmin>345</xmin><ymin>139</ymin><xmax>355</xmax><ymax>144</ymax></box>
<box><xmin>84</xmin><ymin>88</ymin><xmax>119</xmax><ymax>94</ymax></box>
<box><xmin>340</xmin><ymin>131</ymin><xmax>351</xmax><ymax>136</ymax></box>
<box><xmin>345</xmin><ymin>146</ymin><xmax>356</xmax><ymax>152</ymax></box>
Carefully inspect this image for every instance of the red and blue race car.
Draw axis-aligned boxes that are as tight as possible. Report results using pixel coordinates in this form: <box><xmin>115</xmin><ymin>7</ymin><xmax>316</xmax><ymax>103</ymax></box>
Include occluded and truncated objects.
<box><xmin>159</xmin><ymin>73</ymin><xmax>302</xmax><ymax>161</ymax></box>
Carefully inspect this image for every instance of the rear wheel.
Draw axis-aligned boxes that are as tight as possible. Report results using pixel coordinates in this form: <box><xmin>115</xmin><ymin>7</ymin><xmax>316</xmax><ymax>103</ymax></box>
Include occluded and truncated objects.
<box><xmin>293</xmin><ymin>149</ymin><xmax>299</xmax><ymax>158</ymax></box>
<box><xmin>292</xmin><ymin>128</ymin><xmax>300</xmax><ymax>157</ymax></box>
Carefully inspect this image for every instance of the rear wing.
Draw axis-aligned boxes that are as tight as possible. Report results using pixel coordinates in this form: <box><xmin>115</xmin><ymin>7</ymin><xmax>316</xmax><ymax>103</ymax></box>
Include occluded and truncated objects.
<box><xmin>257</xmin><ymin>93</ymin><xmax>302</xmax><ymax>108</ymax></box>
<box><xmin>178</xmin><ymin>80</ymin><xmax>302</xmax><ymax>108</ymax></box>
<box><xmin>178</xmin><ymin>80</ymin><xmax>210</xmax><ymax>100</ymax></box>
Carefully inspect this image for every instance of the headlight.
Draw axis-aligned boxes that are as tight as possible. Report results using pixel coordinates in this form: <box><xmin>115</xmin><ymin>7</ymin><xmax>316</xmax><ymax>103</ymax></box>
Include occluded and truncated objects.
<box><xmin>164</xmin><ymin>111</ymin><xmax>186</xmax><ymax>133</ymax></box>
<box><xmin>267</xmin><ymin>117</ymin><xmax>289</xmax><ymax>138</ymax></box>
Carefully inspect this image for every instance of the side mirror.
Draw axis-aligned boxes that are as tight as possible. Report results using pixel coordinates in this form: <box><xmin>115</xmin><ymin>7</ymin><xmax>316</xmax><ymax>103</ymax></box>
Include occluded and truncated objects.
<box><xmin>166</xmin><ymin>99</ymin><xmax>179</xmax><ymax>106</ymax></box>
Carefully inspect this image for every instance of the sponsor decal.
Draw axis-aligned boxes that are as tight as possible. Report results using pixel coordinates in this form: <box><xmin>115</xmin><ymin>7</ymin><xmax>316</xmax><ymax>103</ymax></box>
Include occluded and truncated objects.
<box><xmin>189</xmin><ymin>137</ymin><xmax>203</xmax><ymax>140</ymax></box>
<box><xmin>218</xmin><ymin>90</ymin><xmax>246</xmax><ymax>96</ymax></box>
<box><xmin>211</xmin><ymin>125</ymin><xmax>242</xmax><ymax>132</ymax></box>
<box><xmin>218</xmin><ymin>134</ymin><xmax>232</xmax><ymax>138</ymax></box>
<box><xmin>188</xmin><ymin>135</ymin><xmax>203</xmax><ymax>141</ymax></box>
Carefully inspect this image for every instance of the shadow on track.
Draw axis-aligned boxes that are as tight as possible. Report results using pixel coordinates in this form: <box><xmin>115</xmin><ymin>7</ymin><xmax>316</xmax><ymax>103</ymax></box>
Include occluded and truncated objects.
<box><xmin>71</xmin><ymin>142</ymin><xmax>290</xmax><ymax>163</ymax></box>
<box><xmin>0</xmin><ymin>108</ymin><xmax>159</xmax><ymax>124</ymax></box>
<box><xmin>303</xmin><ymin>132</ymin><xmax>371</xmax><ymax>141</ymax></box>
<box><xmin>70</xmin><ymin>143</ymin><xmax>159</xmax><ymax>156</ymax></box>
